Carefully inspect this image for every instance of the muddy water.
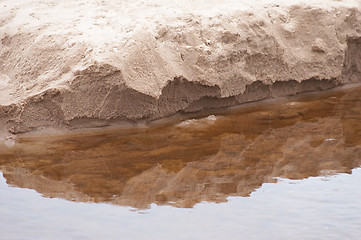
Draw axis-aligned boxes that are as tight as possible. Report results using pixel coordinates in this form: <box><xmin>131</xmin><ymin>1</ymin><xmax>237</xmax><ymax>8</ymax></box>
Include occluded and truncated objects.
<box><xmin>0</xmin><ymin>85</ymin><xmax>361</xmax><ymax>239</ymax></box>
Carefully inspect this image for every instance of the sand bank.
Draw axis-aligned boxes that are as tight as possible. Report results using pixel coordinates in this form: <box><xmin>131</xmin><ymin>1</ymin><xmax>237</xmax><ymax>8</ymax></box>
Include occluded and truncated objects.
<box><xmin>0</xmin><ymin>0</ymin><xmax>360</xmax><ymax>134</ymax></box>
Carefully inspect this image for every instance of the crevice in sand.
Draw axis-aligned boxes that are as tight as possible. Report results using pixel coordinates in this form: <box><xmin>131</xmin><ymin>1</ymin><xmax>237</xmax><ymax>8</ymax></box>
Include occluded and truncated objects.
<box><xmin>342</xmin><ymin>37</ymin><xmax>361</xmax><ymax>83</ymax></box>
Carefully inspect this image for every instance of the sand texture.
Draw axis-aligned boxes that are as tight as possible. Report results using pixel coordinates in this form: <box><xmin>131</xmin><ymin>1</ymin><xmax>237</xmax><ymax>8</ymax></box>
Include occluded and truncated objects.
<box><xmin>0</xmin><ymin>0</ymin><xmax>361</xmax><ymax>134</ymax></box>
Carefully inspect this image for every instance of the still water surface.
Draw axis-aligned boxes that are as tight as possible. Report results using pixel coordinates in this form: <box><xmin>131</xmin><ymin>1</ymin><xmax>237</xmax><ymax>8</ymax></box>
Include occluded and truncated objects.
<box><xmin>0</xmin><ymin>85</ymin><xmax>361</xmax><ymax>239</ymax></box>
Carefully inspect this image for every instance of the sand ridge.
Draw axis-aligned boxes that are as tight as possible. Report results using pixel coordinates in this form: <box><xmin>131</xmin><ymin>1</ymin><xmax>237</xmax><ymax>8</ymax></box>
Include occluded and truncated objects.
<box><xmin>0</xmin><ymin>0</ymin><xmax>360</xmax><ymax>134</ymax></box>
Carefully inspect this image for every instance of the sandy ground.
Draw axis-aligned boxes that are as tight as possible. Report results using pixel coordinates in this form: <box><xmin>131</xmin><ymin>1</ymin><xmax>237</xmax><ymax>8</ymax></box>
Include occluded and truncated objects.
<box><xmin>0</xmin><ymin>0</ymin><xmax>360</xmax><ymax>135</ymax></box>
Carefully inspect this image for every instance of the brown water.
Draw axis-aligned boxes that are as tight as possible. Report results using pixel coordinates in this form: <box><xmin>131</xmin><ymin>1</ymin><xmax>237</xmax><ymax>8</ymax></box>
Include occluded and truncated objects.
<box><xmin>0</xmin><ymin>85</ymin><xmax>361</xmax><ymax>239</ymax></box>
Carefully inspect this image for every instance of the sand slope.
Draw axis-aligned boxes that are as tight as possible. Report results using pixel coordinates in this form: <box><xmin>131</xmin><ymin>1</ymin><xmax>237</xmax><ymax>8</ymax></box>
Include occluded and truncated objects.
<box><xmin>0</xmin><ymin>0</ymin><xmax>360</xmax><ymax>134</ymax></box>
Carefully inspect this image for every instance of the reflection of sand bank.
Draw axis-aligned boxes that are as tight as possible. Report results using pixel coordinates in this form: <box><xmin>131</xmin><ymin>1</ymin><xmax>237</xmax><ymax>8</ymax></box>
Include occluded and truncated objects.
<box><xmin>0</xmin><ymin>86</ymin><xmax>361</xmax><ymax>209</ymax></box>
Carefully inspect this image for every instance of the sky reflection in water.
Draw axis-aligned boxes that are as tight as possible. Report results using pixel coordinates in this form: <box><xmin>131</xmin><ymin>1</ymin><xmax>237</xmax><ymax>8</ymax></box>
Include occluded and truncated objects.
<box><xmin>0</xmin><ymin>169</ymin><xmax>361</xmax><ymax>240</ymax></box>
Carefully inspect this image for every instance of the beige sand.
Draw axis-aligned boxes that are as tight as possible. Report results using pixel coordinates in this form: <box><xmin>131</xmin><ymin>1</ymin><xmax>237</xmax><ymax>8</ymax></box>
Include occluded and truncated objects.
<box><xmin>0</xmin><ymin>0</ymin><xmax>360</xmax><ymax>135</ymax></box>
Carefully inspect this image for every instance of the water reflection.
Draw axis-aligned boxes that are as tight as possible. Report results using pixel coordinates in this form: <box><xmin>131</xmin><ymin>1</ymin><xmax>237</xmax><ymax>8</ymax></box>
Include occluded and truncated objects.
<box><xmin>0</xmin><ymin>85</ymin><xmax>360</xmax><ymax>209</ymax></box>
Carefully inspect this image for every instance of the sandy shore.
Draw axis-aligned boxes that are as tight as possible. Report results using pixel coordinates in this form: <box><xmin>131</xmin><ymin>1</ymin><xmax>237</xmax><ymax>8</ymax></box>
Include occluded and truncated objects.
<box><xmin>0</xmin><ymin>0</ymin><xmax>360</xmax><ymax>135</ymax></box>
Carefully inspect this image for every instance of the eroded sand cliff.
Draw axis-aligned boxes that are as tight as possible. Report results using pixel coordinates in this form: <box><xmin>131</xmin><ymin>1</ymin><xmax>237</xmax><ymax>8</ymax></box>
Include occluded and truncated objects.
<box><xmin>0</xmin><ymin>0</ymin><xmax>361</xmax><ymax>134</ymax></box>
